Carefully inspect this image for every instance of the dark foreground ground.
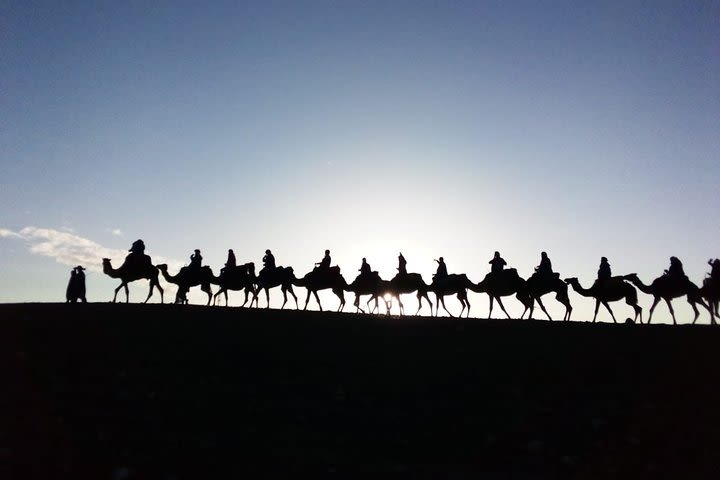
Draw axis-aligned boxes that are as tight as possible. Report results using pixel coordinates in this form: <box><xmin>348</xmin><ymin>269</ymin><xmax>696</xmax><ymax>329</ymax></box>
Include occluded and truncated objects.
<box><xmin>1</xmin><ymin>303</ymin><xmax>719</xmax><ymax>479</ymax></box>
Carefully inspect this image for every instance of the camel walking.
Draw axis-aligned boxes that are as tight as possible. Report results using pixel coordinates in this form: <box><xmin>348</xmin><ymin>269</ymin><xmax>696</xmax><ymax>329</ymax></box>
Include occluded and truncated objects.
<box><xmin>386</xmin><ymin>272</ymin><xmax>433</xmax><ymax>316</ymax></box>
<box><xmin>565</xmin><ymin>277</ymin><xmax>642</xmax><ymax>323</ymax></box>
<box><xmin>344</xmin><ymin>273</ymin><xmax>390</xmax><ymax>314</ymax></box>
<box><xmin>157</xmin><ymin>264</ymin><xmax>214</xmax><ymax>305</ymax></box>
<box><xmin>249</xmin><ymin>265</ymin><xmax>299</xmax><ymax>309</ymax></box>
<box><xmin>524</xmin><ymin>273</ymin><xmax>572</xmax><ymax>321</ymax></box>
<box><xmin>469</xmin><ymin>269</ymin><xmax>532</xmax><ymax>319</ymax></box>
<box><xmin>623</xmin><ymin>273</ymin><xmax>711</xmax><ymax>325</ymax></box>
<box><xmin>212</xmin><ymin>262</ymin><xmax>257</xmax><ymax>307</ymax></box>
<box><xmin>700</xmin><ymin>277</ymin><xmax>719</xmax><ymax>324</ymax></box>
<box><xmin>102</xmin><ymin>257</ymin><xmax>164</xmax><ymax>303</ymax></box>
<box><xmin>429</xmin><ymin>274</ymin><xmax>473</xmax><ymax>317</ymax></box>
<box><xmin>293</xmin><ymin>267</ymin><xmax>347</xmax><ymax>312</ymax></box>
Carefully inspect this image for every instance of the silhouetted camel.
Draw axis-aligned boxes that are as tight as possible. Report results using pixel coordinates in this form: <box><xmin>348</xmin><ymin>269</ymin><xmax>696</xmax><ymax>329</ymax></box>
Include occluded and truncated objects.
<box><xmin>344</xmin><ymin>272</ymin><xmax>390</xmax><ymax>314</ymax></box>
<box><xmin>623</xmin><ymin>273</ymin><xmax>710</xmax><ymax>325</ymax></box>
<box><xmin>386</xmin><ymin>272</ymin><xmax>433</xmax><ymax>316</ymax></box>
<box><xmin>157</xmin><ymin>264</ymin><xmax>214</xmax><ymax>305</ymax></box>
<box><xmin>700</xmin><ymin>277</ymin><xmax>719</xmax><ymax>324</ymax></box>
<box><xmin>525</xmin><ymin>273</ymin><xmax>572</xmax><ymax>321</ymax></box>
<box><xmin>249</xmin><ymin>264</ymin><xmax>299</xmax><ymax>309</ymax></box>
<box><xmin>293</xmin><ymin>267</ymin><xmax>347</xmax><ymax>312</ymax></box>
<box><xmin>212</xmin><ymin>262</ymin><xmax>257</xmax><ymax>307</ymax></box>
<box><xmin>564</xmin><ymin>277</ymin><xmax>642</xmax><ymax>323</ymax></box>
<box><xmin>102</xmin><ymin>257</ymin><xmax>164</xmax><ymax>303</ymax></box>
<box><xmin>469</xmin><ymin>269</ymin><xmax>532</xmax><ymax>319</ymax></box>
<box><xmin>429</xmin><ymin>274</ymin><xmax>473</xmax><ymax>317</ymax></box>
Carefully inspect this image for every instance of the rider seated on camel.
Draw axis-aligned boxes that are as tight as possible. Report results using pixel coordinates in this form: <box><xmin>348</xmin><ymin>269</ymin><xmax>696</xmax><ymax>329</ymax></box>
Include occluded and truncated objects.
<box><xmin>433</xmin><ymin>257</ymin><xmax>448</xmax><ymax>282</ymax></box>
<box><xmin>125</xmin><ymin>239</ymin><xmax>151</xmax><ymax>269</ymax></box>
<box><xmin>359</xmin><ymin>257</ymin><xmax>372</xmax><ymax>276</ymax></box>
<box><xmin>190</xmin><ymin>249</ymin><xmax>203</xmax><ymax>270</ymax></box>
<box><xmin>397</xmin><ymin>252</ymin><xmax>407</xmax><ymax>276</ymax></box>
<box><xmin>220</xmin><ymin>249</ymin><xmax>236</xmax><ymax>275</ymax></box>
<box><xmin>489</xmin><ymin>251</ymin><xmax>506</xmax><ymax>275</ymax></box>
<box><xmin>315</xmin><ymin>249</ymin><xmax>331</xmax><ymax>272</ymax></box>
<box><xmin>534</xmin><ymin>251</ymin><xmax>553</xmax><ymax>277</ymax></box>
<box><xmin>663</xmin><ymin>256</ymin><xmax>688</xmax><ymax>283</ymax></box>
<box><xmin>709</xmin><ymin>258</ymin><xmax>720</xmax><ymax>282</ymax></box>
<box><xmin>597</xmin><ymin>256</ymin><xmax>612</xmax><ymax>281</ymax></box>
<box><xmin>259</xmin><ymin>249</ymin><xmax>276</xmax><ymax>277</ymax></box>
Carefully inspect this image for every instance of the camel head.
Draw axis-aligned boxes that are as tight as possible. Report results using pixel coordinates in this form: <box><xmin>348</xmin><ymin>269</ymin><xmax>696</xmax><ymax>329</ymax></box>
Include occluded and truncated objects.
<box><xmin>623</xmin><ymin>273</ymin><xmax>639</xmax><ymax>282</ymax></box>
<box><xmin>564</xmin><ymin>277</ymin><xmax>578</xmax><ymax>285</ymax></box>
<box><xmin>156</xmin><ymin>264</ymin><xmax>168</xmax><ymax>272</ymax></box>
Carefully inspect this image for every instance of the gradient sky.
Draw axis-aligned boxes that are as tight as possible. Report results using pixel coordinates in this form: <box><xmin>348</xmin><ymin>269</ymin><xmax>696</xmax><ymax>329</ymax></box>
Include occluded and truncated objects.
<box><xmin>2</xmin><ymin>1</ymin><xmax>719</xmax><ymax>322</ymax></box>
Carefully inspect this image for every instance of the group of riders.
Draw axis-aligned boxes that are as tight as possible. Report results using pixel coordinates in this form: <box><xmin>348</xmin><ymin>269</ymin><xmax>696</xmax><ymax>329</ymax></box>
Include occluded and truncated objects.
<box><xmin>121</xmin><ymin>239</ymin><xmax>720</xmax><ymax>293</ymax></box>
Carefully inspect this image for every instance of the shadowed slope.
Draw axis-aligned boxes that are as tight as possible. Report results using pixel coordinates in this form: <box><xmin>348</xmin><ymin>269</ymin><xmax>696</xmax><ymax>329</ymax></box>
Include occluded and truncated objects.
<box><xmin>2</xmin><ymin>303</ymin><xmax>720</xmax><ymax>478</ymax></box>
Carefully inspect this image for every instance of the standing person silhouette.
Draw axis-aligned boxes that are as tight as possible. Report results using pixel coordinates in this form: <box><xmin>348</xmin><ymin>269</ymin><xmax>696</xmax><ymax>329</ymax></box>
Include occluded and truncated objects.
<box><xmin>489</xmin><ymin>251</ymin><xmax>506</xmax><ymax>274</ymax></box>
<box><xmin>597</xmin><ymin>257</ymin><xmax>611</xmax><ymax>281</ymax></box>
<box><xmin>398</xmin><ymin>252</ymin><xmax>407</xmax><ymax>275</ymax></box>
<box><xmin>359</xmin><ymin>257</ymin><xmax>371</xmax><ymax>276</ymax></box>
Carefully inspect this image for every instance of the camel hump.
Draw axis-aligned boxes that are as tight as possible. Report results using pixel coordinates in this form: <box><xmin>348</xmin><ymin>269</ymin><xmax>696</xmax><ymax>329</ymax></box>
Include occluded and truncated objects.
<box><xmin>330</xmin><ymin>265</ymin><xmax>341</xmax><ymax>275</ymax></box>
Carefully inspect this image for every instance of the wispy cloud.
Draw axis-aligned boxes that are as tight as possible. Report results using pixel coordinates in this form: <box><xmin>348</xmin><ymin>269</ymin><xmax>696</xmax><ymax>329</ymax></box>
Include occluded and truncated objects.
<box><xmin>111</xmin><ymin>228</ymin><xmax>123</xmax><ymax>236</ymax></box>
<box><xmin>0</xmin><ymin>226</ymin><xmax>182</xmax><ymax>273</ymax></box>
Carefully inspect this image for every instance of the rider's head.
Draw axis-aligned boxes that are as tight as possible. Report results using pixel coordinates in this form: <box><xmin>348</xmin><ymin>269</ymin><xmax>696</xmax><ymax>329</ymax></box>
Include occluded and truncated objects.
<box><xmin>439</xmin><ymin>256</ymin><xmax>444</xmax><ymax>262</ymax></box>
<box><xmin>541</xmin><ymin>251</ymin><xmax>547</xmax><ymax>258</ymax></box>
<box><xmin>494</xmin><ymin>251</ymin><xmax>500</xmax><ymax>257</ymax></box>
<box><xmin>194</xmin><ymin>249</ymin><xmax>201</xmax><ymax>254</ymax></box>
<box><xmin>601</xmin><ymin>256</ymin><xmax>608</xmax><ymax>262</ymax></box>
<box><xmin>325</xmin><ymin>249</ymin><xmax>330</xmax><ymax>255</ymax></box>
<box><xmin>265</xmin><ymin>249</ymin><xmax>271</xmax><ymax>255</ymax></box>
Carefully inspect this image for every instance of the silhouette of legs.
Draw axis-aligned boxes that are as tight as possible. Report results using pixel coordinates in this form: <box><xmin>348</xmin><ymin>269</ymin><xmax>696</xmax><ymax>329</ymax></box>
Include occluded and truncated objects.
<box><xmin>601</xmin><ymin>300</ymin><xmax>617</xmax><ymax>323</ymax></box>
<box><xmin>496</xmin><ymin>297</ymin><xmax>511</xmax><ymax>319</ymax></box>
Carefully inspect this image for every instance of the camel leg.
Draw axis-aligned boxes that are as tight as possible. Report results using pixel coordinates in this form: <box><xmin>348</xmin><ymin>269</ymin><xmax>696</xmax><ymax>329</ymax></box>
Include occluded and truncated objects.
<box><xmin>201</xmin><ymin>284</ymin><xmax>212</xmax><ymax>306</ymax></box>
<box><xmin>601</xmin><ymin>301</ymin><xmax>616</xmax><ymax>323</ymax></box>
<box><xmin>647</xmin><ymin>297</ymin><xmax>661</xmax><ymax>324</ymax></box>
<box><xmin>289</xmin><ymin>286</ymin><xmax>299</xmax><ymax>309</ymax></box>
<box><xmin>313</xmin><ymin>291</ymin><xmax>322</xmax><ymax>311</ymax></box>
<box><xmin>524</xmin><ymin>300</ymin><xmax>533</xmax><ymax>320</ymax></box>
<box><xmin>145</xmin><ymin>281</ymin><xmax>155</xmax><ymax>304</ymax></box>
<box><xmin>465</xmin><ymin>296</ymin><xmax>471</xmax><ymax>318</ymax></box>
<box><xmin>488</xmin><ymin>295</ymin><xmax>494</xmax><ymax>319</ymax></box>
<box><xmin>536</xmin><ymin>297</ymin><xmax>552</xmax><ymax>321</ymax></box>
<box><xmin>496</xmin><ymin>297</ymin><xmax>511</xmax><ymax>319</ymax></box>
<box><xmin>633</xmin><ymin>304</ymin><xmax>642</xmax><ymax>323</ymax></box>
<box><xmin>113</xmin><ymin>283</ymin><xmax>125</xmax><ymax>303</ymax></box>
<box><xmin>223</xmin><ymin>290</ymin><xmax>229</xmax><ymax>307</ymax></box>
<box><xmin>398</xmin><ymin>296</ymin><xmax>405</xmax><ymax>316</ymax></box>
<box><xmin>124</xmin><ymin>284</ymin><xmax>130</xmax><ymax>303</ymax></box>
<box><xmin>664</xmin><ymin>298</ymin><xmax>677</xmax><ymax>325</ymax></box>
<box><xmin>555</xmin><ymin>290</ymin><xmax>571</xmax><ymax>321</ymax></box>
<box><xmin>592</xmin><ymin>300</ymin><xmax>600</xmax><ymax>322</ymax></box>
<box><xmin>439</xmin><ymin>295</ymin><xmax>453</xmax><ymax>317</ymax></box>
<box><xmin>265</xmin><ymin>288</ymin><xmax>271</xmax><ymax>308</ymax></box>
<box><xmin>335</xmin><ymin>289</ymin><xmax>345</xmax><ymax>312</ymax></box>
<box><xmin>424</xmin><ymin>293</ymin><xmax>433</xmax><ymax>316</ymax></box>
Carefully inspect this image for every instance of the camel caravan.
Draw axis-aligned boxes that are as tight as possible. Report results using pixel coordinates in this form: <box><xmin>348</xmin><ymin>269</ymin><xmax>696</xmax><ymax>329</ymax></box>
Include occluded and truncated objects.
<box><xmin>101</xmin><ymin>240</ymin><xmax>720</xmax><ymax>325</ymax></box>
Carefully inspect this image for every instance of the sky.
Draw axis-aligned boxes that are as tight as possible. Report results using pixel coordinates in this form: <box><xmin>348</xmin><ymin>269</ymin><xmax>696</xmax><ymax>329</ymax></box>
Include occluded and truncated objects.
<box><xmin>1</xmin><ymin>0</ymin><xmax>719</xmax><ymax>323</ymax></box>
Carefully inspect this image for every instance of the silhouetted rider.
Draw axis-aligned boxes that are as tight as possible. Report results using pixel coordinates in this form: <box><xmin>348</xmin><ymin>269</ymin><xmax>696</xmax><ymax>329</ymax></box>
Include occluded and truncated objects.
<box><xmin>597</xmin><ymin>257</ymin><xmax>611</xmax><ymax>281</ymax></box>
<box><xmin>398</xmin><ymin>252</ymin><xmax>407</xmax><ymax>275</ymax></box>
<box><xmin>664</xmin><ymin>256</ymin><xmax>686</xmax><ymax>281</ymax></box>
<box><xmin>190</xmin><ymin>249</ymin><xmax>203</xmax><ymax>269</ymax></box>
<box><xmin>489</xmin><ymin>251</ymin><xmax>506</xmax><ymax>274</ymax></box>
<box><xmin>221</xmin><ymin>249</ymin><xmax>236</xmax><ymax>275</ymax></box>
<box><xmin>225</xmin><ymin>249</ymin><xmax>236</xmax><ymax>269</ymax></box>
<box><xmin>359</xmin><ymin>257</ymin><xmax>371</xmax><ymax>276</ymax></box>
<box><xmin>433</xmin><ymin>257</ymin><xmax>448</xmax><ymax>280</ymax></box>
<box><xmin>260</xmin><ymin>249</ymin><xmax>275</xmax><ymax>277</ymax></box>
<box><xmin>315</xmin><ymin>249</ymin><xmax>331</xmax><ymax>271</ymax></box>
<box><xmin>709</xmin><ymin>258</ymin><xmax>720</xmax><ymax>281</ymax></box>
<box><xmin>535</xmin><ymin>251</ymin><xmax>553</xmax><ymax>276</ymax></box>
<box><xmin>125</xmin><ymin>239</ymin><xmax>149</xmax><ymax>269</ymax></box>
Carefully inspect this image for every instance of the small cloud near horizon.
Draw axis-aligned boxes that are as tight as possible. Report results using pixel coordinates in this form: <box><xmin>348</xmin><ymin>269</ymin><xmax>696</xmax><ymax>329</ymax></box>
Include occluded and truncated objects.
<box><xmin>0</xmin><ymin>226</ymin><xmax>182</xmax><ymax>272</ymax></box>
<box><xmin>110</xmin><ymin>228</ymin><xmax>123</xmax><ymax>236</ymax></box>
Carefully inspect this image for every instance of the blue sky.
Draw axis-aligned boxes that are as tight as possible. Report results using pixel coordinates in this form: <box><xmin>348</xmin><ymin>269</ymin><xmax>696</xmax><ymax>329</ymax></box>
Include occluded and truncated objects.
<box><xmin>2</xmin><ymin>1</ymin><xmax>718</xmax><ymax>322</ymax></box>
